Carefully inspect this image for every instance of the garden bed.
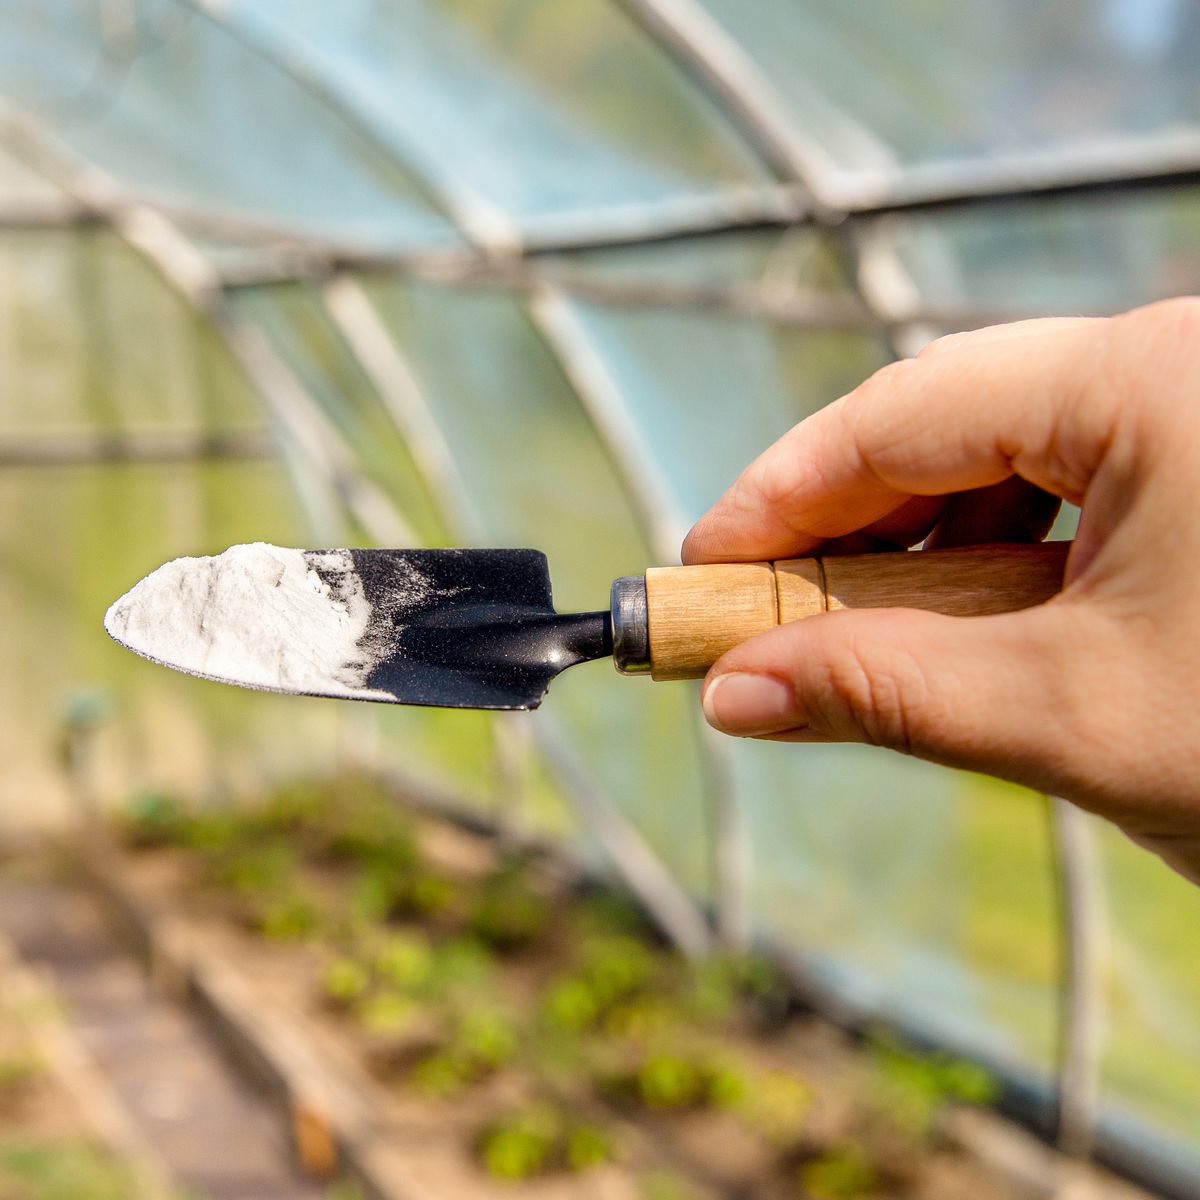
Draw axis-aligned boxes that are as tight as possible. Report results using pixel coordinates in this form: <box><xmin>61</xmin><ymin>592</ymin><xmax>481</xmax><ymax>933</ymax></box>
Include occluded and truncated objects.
<box><xmin>91</xmin><ymin>777</ymin><xmax>1131</xmax><ymax>1200</ymax></box>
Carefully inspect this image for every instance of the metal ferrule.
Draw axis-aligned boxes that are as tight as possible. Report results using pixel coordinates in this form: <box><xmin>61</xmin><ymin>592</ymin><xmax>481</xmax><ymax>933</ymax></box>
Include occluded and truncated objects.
<box><xmin>610</xmin><ymin>575</ymin><xmax>650</xmax><ymax>674</ymax></box>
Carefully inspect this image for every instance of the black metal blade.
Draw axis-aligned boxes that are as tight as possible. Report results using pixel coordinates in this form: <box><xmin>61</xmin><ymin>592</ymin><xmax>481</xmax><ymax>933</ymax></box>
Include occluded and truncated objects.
<box><xmin>344</xmin><ymin>549</ymin><xmax>612</xmax><ymax>710</ymax></box>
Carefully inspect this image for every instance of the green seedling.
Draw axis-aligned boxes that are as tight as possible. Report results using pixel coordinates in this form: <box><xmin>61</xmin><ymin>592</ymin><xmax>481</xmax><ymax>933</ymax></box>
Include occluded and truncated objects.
<box><xmin>602</xmin><ymin>994</ymin><xmax>675</xmax><ymax>1041</ymax></box>
<box><xmin>478</xmin><ymin>1107</ymin><xmax>558</xmax><ymax>1181</ymax></box>
<box><xmin>374</xmin><ymin>932</ymin><xmax>435</xmax><ymax>991</ymax></box>
<box><xmin>543</xmin><ymin>976</ymin><xmax>600</xmax><ymax>1031</ymax></box>
<box><xmin>315</xmin><ymin>789</ymin><xmax>420</xmax><ymax>870</ymax></box>
<box><xmin>797</xmin><ymin>1145</ymin><xmax>878</xmax><ymax>1199</ymax></box>
<box><xmin>563</xmin><ymin>1122</ymin><xmax>613</xmax><ymax>1172</ymax></box>
<box><xmin>255</xmin><ymin>893</ymin><xmax>322</xmax><ymax>941</ymax></box>
<box><xmin>704</xmin><ymin>1059</ymin><xmax>748</xmax><ymax>1108</ymax></box>
<box><xmin>867</xmin><ymin>1031</ymin><xmax>997</xmax><ymax>1139</ymax></box>
<box><xmin>426</xmin><ymin>936</ymin><xmax>494</xmax><ymax>996</ymax></box>
<box><xmin>454</xmin><ymin>1010</ymin><xmax>518</xmax><ymax>1069</ymax></box>
<box><xmin>213</xmin><ymin>841</ymin><xmax>297</xmax><ymax>894</ymax></box>
<box><xmin>686</xmin><ymin>952</ymin><xmax>786</xmax><ymax>1025</ymax></box>
<box><xmin>254</xmin><ymin>779</ymin><xmax>325</xmax><ymax>834</ymax></box>
<box><xmin>543</xmin><ymin>934</ymin><xmax>658</xmax><ymax>1035</ymax></box>
<box><xmin>468</xmin><ymin>862</ymin><xmax>552</xmax><ymax>952</ymax></box>
<box><xmin>604</xmin><ymin>1045</ymin><xmax>751</xmax><ymax>1114</ymax></box>
<box><xmin>119</xmin><ymin>790</ymin><xmax>185</xmax><ymax>848</ymax></box>
<box><xmin>398</xmin><ymin>871</ymin><xmax>455</xmax><ymax>918</ymax></box>
<box><xmin>632</xmin><ymin>1052</ymin><xmax>704</xmax><ymax>1109</ymax></box>
<box><xmin>178</xmin><ymin>809</ymin><xmax>247</xmax><ymax>854</ymax></box>
<box><xmin>348</xmin><ymin>867</ymin><xmax>401</xmax><ymax>925</ymax></box>
<box><xmin>739</xmin><ymin>1069</ymin><xmax>812</xmax><ymax>1148</ymax></box>
<box><xmin>409</xmin><ymin>1008</ymin><xmax>517</xmax><ymax>1096</ymax></box>
<box><xmin>580</xmin><ymin>935</ymin><xmax>653</xmax><ymax>1008</ymax></box>
<box><xmin>322</xmin><ymin>958</ymin><xmax>371</xmax><ymax>1006</ymax></box>
<box><xmin>354</xmin><ymin>990</ymin><xmax>417</xmax><ymax>1035</ymax></box>
<box><xmin>410</xmin><ymin>1050</ymin><xmax>472</xmax><ymax>1097</ymax></box>
<box><xmin>573</xmin><ymin>889</ymin><xmax>654</xmax><ymax>939</ymax></box>
<box><xmin>476</xmin><ymin>1105</ymin><xmax>613</xmax><ymax>1181</ymax></box>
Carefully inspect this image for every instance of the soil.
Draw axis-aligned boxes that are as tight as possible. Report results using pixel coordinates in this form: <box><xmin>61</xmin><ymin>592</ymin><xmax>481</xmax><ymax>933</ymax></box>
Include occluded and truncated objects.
<box><xmin>102</xmin><ymin>796</ymin><xmax>1044</xmax><ymax>1200</ymax></box>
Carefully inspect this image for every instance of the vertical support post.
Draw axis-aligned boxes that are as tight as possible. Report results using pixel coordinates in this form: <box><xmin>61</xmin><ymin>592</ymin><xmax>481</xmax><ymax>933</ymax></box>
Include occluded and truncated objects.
<box><xmin>1050</xmin><ymin>796</ymin><xmax>1105</xmax><ymax>1159</ymax></box>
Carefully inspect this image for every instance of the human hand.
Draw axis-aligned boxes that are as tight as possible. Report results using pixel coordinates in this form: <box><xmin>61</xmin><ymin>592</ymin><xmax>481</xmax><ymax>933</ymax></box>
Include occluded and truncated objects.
<box><xmin>683</xmin><ymin>300</ymin><xmax>1200</xmax><ymax>884</ymax></box>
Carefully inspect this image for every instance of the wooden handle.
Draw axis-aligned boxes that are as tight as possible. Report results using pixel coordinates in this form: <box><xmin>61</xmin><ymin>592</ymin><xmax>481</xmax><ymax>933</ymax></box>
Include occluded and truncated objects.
<box><xmin>644</xmin><ymin>541</ymin><xmax>1070</xmax><ymax>681</ymax></box>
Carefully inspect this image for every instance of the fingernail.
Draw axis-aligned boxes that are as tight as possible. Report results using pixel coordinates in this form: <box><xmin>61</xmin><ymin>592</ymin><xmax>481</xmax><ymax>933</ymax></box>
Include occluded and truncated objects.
<box><xmin>702</xmin><ymin>672</ymin><xmax>797</xmax><ymax>735</ymax></box>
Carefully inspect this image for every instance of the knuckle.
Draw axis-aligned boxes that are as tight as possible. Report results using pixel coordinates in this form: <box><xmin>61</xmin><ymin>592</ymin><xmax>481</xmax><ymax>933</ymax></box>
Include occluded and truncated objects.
<box><xmin>916</xmin><ymin>331</ymin><xmax>971</xmax><ymax>360</ymax></box>
<box><xmin>857</xmin><ymin>357</ymin><xmax>921</xmax><ymax>401</ymax></box>
<box><xmin>1121</xmin><ymin>294</ymin><xmax>1200</xmax><ymax>338</ymax></box>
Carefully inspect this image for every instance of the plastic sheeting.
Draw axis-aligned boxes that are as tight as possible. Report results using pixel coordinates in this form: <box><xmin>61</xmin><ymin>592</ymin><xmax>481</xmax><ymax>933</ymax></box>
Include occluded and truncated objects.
<box><xmin>4</xmin><ymin>3</ymin><xmax>1200</xmax><ymax>1189</ymax></box>
<box><xmin>210</xmin><ymin>0</ymin><xmax>772</xmax><ymax>246</ymax></box>
<box><xmin>878</xmin><ymin>188</ymin><xmax>1200</xmax><ymax>316</ymax></box>
<box><xmin>689</xmin><ymin>0</ymin><xmax>1200</xmax><ymax>201</ymax></box>
<box><xmin>0</xmin><ymin>3</ymin><xmax>463</xmax><ymax>249</ymax></box>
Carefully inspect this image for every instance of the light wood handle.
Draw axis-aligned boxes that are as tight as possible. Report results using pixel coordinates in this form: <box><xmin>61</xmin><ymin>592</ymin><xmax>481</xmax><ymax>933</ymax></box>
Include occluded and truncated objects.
<box><xmin>644</xmin><ymin>541</ymin><xmax>1070</xmax><ymax>681</ymax></box>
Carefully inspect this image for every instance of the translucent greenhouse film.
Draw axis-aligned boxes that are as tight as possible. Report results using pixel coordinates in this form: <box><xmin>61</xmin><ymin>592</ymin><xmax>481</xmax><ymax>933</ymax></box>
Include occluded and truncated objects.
<box><xmin>2</xmin><ymin>2</ymin><xmax>1199</xmax><ymax>1194</ymax></box>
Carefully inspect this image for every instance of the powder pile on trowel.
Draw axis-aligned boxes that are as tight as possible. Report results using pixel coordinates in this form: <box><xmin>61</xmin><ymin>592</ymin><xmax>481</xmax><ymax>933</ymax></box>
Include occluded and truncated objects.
<box><xmin>103</xmin><ymin>542</ymin><xmax>423</xmax><ymax>699</ymax></box>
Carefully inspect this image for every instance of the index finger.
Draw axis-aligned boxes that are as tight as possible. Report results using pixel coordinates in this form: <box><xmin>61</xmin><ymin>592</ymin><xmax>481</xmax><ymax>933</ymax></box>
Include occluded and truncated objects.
<box><xmin>682</xmin><ymin>316</ymin><xmax>1113</xmax><ymax>564</ymax></box>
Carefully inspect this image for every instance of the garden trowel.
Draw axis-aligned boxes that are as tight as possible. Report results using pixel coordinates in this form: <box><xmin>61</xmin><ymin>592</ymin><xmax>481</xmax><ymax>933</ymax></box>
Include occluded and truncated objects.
<box><xmin>104</xmin><ymin>541</ymin><xmax>1069</xmax><ymax>711</ymax></box>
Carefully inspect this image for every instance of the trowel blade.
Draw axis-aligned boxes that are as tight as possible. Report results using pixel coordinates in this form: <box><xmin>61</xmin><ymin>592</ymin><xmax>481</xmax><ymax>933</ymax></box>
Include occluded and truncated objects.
<box><xmin>104</xmin><ymin>544</ymin><xmax>611</xmax><ymax>710</ymax></box>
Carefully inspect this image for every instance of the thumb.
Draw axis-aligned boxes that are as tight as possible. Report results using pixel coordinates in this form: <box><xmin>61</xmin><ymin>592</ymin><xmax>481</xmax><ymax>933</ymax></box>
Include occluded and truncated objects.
<box><xmin>700</xmin><ymin>603</ymin><xmax>1093</xmax><ymax>784</ymax></box>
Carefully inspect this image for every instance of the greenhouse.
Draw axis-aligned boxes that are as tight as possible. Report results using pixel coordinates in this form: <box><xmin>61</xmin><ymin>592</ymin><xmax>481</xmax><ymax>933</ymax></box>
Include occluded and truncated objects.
<box><xmin>1</xmin><ymin>2</ymin><xmax>1199</xmax><ymax>1198</ymax></box>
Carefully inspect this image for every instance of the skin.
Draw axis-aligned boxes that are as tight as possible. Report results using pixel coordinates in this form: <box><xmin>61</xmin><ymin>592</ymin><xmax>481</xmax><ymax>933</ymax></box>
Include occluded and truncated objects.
<box><xmin>683</xmin><ymin>298</ymin><xmax>1200</xmax><ymax>886</ymax></box>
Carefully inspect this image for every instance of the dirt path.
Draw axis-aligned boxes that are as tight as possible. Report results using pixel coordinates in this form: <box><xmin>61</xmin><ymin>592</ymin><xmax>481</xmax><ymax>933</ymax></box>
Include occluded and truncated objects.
<box><xmin>0</xmin><ymin>869</ymin><xmax>327</xmax><ymax>1200</ymax></box>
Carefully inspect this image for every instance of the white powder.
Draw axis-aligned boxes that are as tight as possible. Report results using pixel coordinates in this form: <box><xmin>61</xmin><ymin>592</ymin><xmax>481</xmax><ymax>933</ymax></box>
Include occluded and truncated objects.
<box><xmin>104</xmin><ymin>543</ymin><xmax>396</xmax><ymax>701</ymax></box>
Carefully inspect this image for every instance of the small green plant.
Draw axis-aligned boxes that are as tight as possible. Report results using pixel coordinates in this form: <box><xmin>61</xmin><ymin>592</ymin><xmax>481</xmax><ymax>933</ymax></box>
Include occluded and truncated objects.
<box><xmin>606</xmin><ymin>1049</ymin><xmax>748</xmax><ymax>1113</ymax></box>
<box><xmin>797</xmin><ymin>1145</ymin><xmax>878</xmax><ymax>1199</ymax></box>
<box><xmin>602</xmin><ymin>994</ymin><xmax>676</xmax><ymax>1041</ymax></box>
<box><xmin>542</xmin><ymin>934</ymin><xmax>657</xmax><ymax>1035</ymax></box>
<box><xmin>255</xmin><ymin>893</ymin><xmax>322</xmax><ymax>941</ymax></box>
<box><xmin>739</xmin><ymin>1069</ymin><xmax>812</xmax><ymax>1148</ymax></box>
<box><xmin>373</xmin><ymin>932</ymin><xmax>434</xmax><ymax>991</ymax></box>
<box><xmin>409</xmin><ymin>1008</ymin><xmax>518</xmax><ymax>1096</ymax></box>
<box><xmin>476</xmin><ymin>1106</ymin><xmax>614</xmax><ymax>1180</ymax></box>
<box><xmin>410</xmin><ymin>1050</ymin><xmax>471</xmax><ymax>1097</ymax></box>
<box><xmin>178</xmin><ymin>808</ymin><xmax>248</xmax><ymax>854</ymax></box>
<box><xmin>347</xmin><ymin>867</ymin><xmax>398</xmax><ymax>926</ymax></box>
<box><xmin>322</xmin><ymin>958</ymin><xmax>371</xmax><ymax>1006</ymax></box>
<box><xmin>119</xmin><ymin>790</ymin><xmax>185</xmax><ymax>848</ymax></box>
<box><xmin>686</xmin><ymin>953</ymin><xmax>787</xmax><ymax>1026</ymax></box>
<box><xmin>543</xmin><ymin>976</ymin><xmax>600</xmax><ymax>1031</ymax></box>
<box><xmin>396</xmin><ymin>871</ymin><xmax>455</xmax><ymax>919</ymax></box>
<box><xmin>467</xmin><ymin>861</ymin><xmax>552</xmax><ymax>952</ymax></box>
<box><xmin>213</xmin><ymin>841</ymin><xmax>297</xmax><ymax>894</ymax></box>
<box><xmin>478</xmin><ymin>1107</ymin><xmax>558</xmax><ymax>1181</ymax></box>
<box><xmin>455</xmin><ymin>1010</ymin><xmax>518</xmax><ymax>1069</ymax></box>
<box><xmin>354</xmin><ymin>991</ymin><xmax>417</xmax><ymax>1035</ymax></box>
<box><xmin>580</xmin><ymin>935</ymin><xmax>653</xmax><ymax>1008</ymax></box>
<box><xmin>634</xmin><ymin>1051</ymin><xmax>704</xmax><ymax>1109</ymax></box>
<box><xmin>563</xmin><ymin>1122</ymin><xmax>613</xmax><ymax>1172</ymax></box>
<box><xmin>425</xmin><ymin>936</ymin><xmax>494</xmax><ymax>997</ymax></box>
<box><xmin>704</xmin><ymin>1059</ymin><xmax>748</xmax><ymax>1108</ymax></box>
<box><xmin>255</xmin><ymin>779</ymin><xmax>324</xmax><ymax>834</ymax></box>
<box><xmin>867</xmin><ymin>1031</ymin><xmax>997</xmax><ymax>1139</ymax></box>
